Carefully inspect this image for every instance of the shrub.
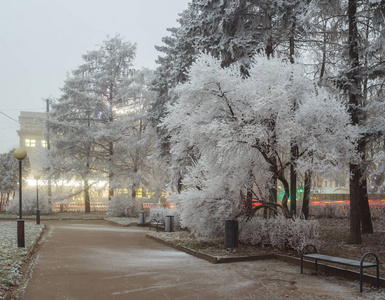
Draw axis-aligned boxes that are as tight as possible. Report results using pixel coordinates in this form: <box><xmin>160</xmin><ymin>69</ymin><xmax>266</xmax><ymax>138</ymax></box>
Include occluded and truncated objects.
<box><xmin>178</xmin><ymin>194</ymin><xmax>236</xmax><ymax>241</ymax></box>
<box><xmin>238</xmin><ymin>214</ymin><xmax>320</xmax><ymax>253</ymax></box>
<box><xmin>107</xmin><ymin>195</ymin><xmax>139</xmax><ymax>217</ymax></box>
<box><xmin>5</xmin><ymin>191</ymin><xmax>52</xmax><ymax>215</ymax></box>
<box><xmin>149</xmin><ymin>207</ymin><xmax>181</xmax><ymax>230</ymax></box>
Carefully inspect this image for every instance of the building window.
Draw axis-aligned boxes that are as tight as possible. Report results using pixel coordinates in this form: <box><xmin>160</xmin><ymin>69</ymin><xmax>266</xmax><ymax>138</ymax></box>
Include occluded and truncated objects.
<box><xmin>41</xmin><ymin>140</ymin><xmax>48</xmax><ymax>148</ymax></box>
<box><xmin>136</xmin><ymin>188</ymin><xmax>143</xmax><ymax>198</ymax></box>
<box><xmin>25</xmin><ymin>139</ymin><xmax>36</xmax><ymax>147</ymax></box>
<box><xmin>146</xmin><ymin>189</ymin><xmax>154</xmax><ymax>198</ymax></box>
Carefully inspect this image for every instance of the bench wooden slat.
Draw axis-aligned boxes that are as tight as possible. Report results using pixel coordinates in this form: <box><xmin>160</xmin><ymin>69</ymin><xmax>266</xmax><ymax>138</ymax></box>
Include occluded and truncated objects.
<box><xmin>303</xmin><ymin>253</ymin><xmax>377</xmax><ymax>268</ymax></box>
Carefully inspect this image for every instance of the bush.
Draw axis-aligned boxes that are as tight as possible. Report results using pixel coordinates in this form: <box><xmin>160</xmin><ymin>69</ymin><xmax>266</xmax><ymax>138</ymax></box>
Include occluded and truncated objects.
<box><xmin>149</xmin><ymin>207</ymin><xmax>181</xmax><ymax>230</ymax></box>
<box><xmin>107</xmin><ymin>195</ymin><xmax>139</xmax><ymax>217</ymax></box>
<box><xmin>178</xmin><ymin>195</ymin><xmax>236</xmax><ymax>240</ymax></box>
<box><xmin>6</xmin><ymin>191</ymin><xmax>52</xmax><ymax>215</ymax></box>
<box><xmin>238</xmin><ymin>214</ymin><xmax>320</xmax><ymax>253</ymax></box>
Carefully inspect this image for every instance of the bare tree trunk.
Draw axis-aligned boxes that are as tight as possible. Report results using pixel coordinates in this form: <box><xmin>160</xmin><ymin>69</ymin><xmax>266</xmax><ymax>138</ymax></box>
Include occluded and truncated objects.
<box><xmin>245</xmin><ymin>188</ymin><xmax>253</xmax><ymax>218</ymax></box>
<box><xmin>319</xmin><ymin>22</ymin><xmax>327</xmax><ymax>81</ymax></box>
<box><xmin>277</xmin><ymin>174</ymin><xmax>291</xmax><ymax>218</ymax></box>
<box><xmin>359</xmin><ymin>140</ymin><xmax>373</xmax><ymax>234</ymax></box>
<box><xmin>265</xmin><ymin>14</ymin><xmax>273</xmax><ymax>58</ymax></box>
<box><xmin>347</xmin><ymin>0</ymin><xmax>369</xmax><ymax>243</ymax></box>
<box><xmin>84</xmin><ymin>179</ymin><xmax>91</xmax><ymax>214</ymax></box>
<box><xmin>109</xmin><ymin>141</ymin><xmax>114</xmax><ymax>200</ymax></box>
<box><xmin>177</xmin><ymin>176</ymin><xmax>183</xmax><ymax>194</ymax></box>
<box><xmin>302</xmin><ymin>171</ymin><xmax>311</xmax><ymax>220</ymax></box>
<box><xmin>290</xmin><ymin>146</ymin><xmax>298</xmax><ymax>216</ymax></box>
<box><xmin>289</xmin><ymin>26</ymin><xmax>298</xmax><ymax>216</ymax></box>
<box><xmin>349</xmin><ymin>163</ymin><xmax>362</xmax><ymax>243</ymax></box>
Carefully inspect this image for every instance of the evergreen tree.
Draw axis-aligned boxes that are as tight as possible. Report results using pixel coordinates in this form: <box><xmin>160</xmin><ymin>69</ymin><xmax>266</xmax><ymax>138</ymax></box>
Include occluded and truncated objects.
<box><xmin>49</xmin><ymin>35</ymin><xmax>137</xmax><ymax>212</ymax></box>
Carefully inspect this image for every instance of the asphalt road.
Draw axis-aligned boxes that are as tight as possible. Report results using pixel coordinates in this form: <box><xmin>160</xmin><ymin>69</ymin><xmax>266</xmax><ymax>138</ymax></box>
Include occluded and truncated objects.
<box><xmin>16</xmin><ymin>220</ymin><xmax>382</xmax><ymax>300</ymax></box>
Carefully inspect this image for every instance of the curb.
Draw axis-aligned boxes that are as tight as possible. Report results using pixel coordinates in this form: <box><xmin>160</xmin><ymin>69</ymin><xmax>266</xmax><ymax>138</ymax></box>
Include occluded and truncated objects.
<box><xmin>146</xmin><ymin>234</ymin><xmax>274</xmax><ymax>264</ymax></box>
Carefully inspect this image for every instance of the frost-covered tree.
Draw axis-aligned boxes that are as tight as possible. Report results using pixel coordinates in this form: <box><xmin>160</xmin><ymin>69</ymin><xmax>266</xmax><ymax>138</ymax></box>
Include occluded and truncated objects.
<box><xmin>80</xmin><ymin>35</ymin><xmax>137</xmax><ymax>199</ymax></box>
<box><xmin>110</xmin><ymin>69</ymin><xmax>167</xmax><ymax>200</ymax></box>
<box><xmin>6</xmin><ymin>190</ymin><xmax>52</xmax><ymax>215</ymax></box>
<box><xmin>162</xmin><ymin>54</ymin><xmax>358</xmax><ymax>238</ymax></box>
<box><xmin>301</xmin><ymin>0</ymin><xmax>347</xmax><ymax>81</ymax></box>
<box><xmin>48</xmin><ymin>73</ymin><xmax>103</xmax><ymax>213</ymax></box>
<box><xmin>300</xmin><ymin>0</ymin><xmax>385</xmax><ymax>242</ymax></box>
<box><xmin>48</xmin><ymin>35</ymin><xmax>137</xmax><ymax>212</ymax></box>
<box><xmin>337</xmin><ymin>0</ymin><xmax>385</xmax><ymax>241</ymax></box>
<box><xmin>0</xmin><ymin>149</ymin><xmax>30</xmax><ymax>211</ymax></box>
<box><xmin>152</xmin><ymin>0</ymin><xmax>313</xmax><ymax>197</ymax></box>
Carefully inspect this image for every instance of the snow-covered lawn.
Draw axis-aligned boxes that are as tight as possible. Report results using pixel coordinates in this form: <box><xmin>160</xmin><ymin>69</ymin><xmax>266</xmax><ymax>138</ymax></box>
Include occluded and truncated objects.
<box><xmin>0</xmin><ymin>213</ymin><xmax>106</xmax><ymax>220</ymax></box>
<box><xmin>0</xmin><ymin>221</ymin><xmax>44</xmax><ymax>299</ymax></box>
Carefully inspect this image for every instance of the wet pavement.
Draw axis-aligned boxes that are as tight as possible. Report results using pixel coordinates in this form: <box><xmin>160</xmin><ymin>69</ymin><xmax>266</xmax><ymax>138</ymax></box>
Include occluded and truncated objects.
<box><xmin>16</xmin><ymin>220</ymin><xmax>383</xmax><ymax>299</ymax></box>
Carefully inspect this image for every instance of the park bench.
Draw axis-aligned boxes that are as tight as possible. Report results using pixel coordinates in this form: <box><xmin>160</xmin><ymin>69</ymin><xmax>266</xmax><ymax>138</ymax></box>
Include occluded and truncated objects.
<box><xmin>149</xmin><ymin>219</ymin><xmax>165</xmax><ymax>232</ymax></box>
<box><xmin>300</xmin><ymin>244</ymin><xmax>379</xmax><ymax>292</ymax></box>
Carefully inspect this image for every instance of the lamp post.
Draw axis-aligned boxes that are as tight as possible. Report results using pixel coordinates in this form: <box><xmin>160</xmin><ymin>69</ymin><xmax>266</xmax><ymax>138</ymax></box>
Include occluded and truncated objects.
<box><xmin>14</xmin><ymin>148</ymin><xmax>27</xmax><ymax>248</ymax></box>
<box><xmin>34</xmin><ymin>175</ymin><xmax>40</xmax><ymax>225</ymax></box>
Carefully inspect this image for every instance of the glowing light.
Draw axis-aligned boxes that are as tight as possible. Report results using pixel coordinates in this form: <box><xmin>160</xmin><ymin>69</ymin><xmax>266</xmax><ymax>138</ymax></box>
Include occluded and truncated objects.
<box><xmin>26</xmin><ymin>178</ymin><xmax>107</xmax><ymax>187</ymax></box>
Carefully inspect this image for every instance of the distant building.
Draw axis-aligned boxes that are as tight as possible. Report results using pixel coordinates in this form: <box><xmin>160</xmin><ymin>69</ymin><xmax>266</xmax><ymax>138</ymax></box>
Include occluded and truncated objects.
<box><xmin>15</xmin><ymin>111</ymin><xmax>160</xmax><ymax>210</ymax></box>
<box><xmin>16</xmin><ymin>111</ymin><xmax>47</xmax><ymax>173</ymax></box>
<box><xmin>17</xmin><ymin>111</ymin><xmax>47</xmax><ymax>152</ymax></box>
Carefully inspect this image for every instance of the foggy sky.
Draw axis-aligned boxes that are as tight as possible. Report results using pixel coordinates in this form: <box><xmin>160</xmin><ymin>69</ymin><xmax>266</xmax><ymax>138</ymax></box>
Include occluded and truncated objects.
<box><xmin>0</xmin><ymin>0</ymin><xmax>190</xmax><ymax>153</ymax></box>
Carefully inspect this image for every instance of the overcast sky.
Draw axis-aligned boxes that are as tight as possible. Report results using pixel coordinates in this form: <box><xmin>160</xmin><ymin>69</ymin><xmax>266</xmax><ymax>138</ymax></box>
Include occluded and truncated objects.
<box><xmin>0</xmin><ymin>0</ymin><xmax>190</xmax><ymax>154</ymax></box>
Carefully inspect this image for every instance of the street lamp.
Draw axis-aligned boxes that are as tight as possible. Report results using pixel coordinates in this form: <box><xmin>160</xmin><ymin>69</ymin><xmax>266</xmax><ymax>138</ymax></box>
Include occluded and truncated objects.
<box><xmin>34</xmin><ymin>175</ymin><xmax>40</xmax><ymax>225</ymax></box>
<box><xmin>14</xmin><ymin>148</ymin><xmax>27</xmax><ymax>248</ymax></box>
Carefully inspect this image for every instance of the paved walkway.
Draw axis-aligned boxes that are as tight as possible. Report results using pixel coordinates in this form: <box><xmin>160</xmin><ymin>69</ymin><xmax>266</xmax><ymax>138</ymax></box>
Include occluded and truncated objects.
<box><xmin>17</xmin><ymin>220</ymin><xmax>380</xmax><ymax>299</ymax></box>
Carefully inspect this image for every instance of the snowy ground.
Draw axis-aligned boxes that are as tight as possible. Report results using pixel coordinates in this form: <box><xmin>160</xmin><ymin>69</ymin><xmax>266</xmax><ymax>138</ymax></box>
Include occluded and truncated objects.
<box><xmin>0</xmin><ymin>221</ymin><xmax>44</xmax><ymax>299</ymax></box>
<box><xmin>0</xmin><ymin>212</ymin><xmax>107</xmax><ymax>220</ymax></box>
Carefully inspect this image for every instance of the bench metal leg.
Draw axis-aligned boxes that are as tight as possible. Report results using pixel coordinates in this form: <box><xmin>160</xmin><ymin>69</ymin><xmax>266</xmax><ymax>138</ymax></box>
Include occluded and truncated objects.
<box><xmin>301</xmin><ymin>244</ymin><xmax>318</xmax><ymax>275</ymax></box>
<box><xmin>377</xmin><ymin>264</ymin><xmax>380</xmax><ymax>289</ymax></box>
<box><xmin>360</xmin><ymin>267</ymin><xmax>363</xmax><ymax>293</ymax></box>
<box><xmin>301</xmin><ymin>256</ymin><xmax>303</xmax><ymax>274</ymax></box>
<box><xmin>315</xmin><ymin>259</ymin><xmax>318</xmax><ymax>272</ymax></box>
<box><xmin>360</xmin><ymin>252</ymin><xmax>380</xmax><ymax>292</ymax></box>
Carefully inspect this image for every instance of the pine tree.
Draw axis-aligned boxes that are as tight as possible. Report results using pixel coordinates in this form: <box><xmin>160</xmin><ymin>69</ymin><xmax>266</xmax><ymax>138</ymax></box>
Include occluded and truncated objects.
<box><xmin>49</xmin><ymin>35</ymin><xmax>137</xmax><ymax>211</ymax></box>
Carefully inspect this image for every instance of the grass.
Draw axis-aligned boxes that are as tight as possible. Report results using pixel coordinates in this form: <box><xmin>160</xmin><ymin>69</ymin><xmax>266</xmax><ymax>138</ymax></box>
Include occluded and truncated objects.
<box><xmin>0</xmin><ymin>221</ymin><xmax>44</xmax><ymax>299</ymax></box>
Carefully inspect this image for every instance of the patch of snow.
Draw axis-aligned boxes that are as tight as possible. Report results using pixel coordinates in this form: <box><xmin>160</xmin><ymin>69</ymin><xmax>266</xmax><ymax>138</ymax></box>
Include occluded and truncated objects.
<box><xmin>0</xmin><ymin>221</ymin><xmax>44</xmax><ymax>299</ymax></box>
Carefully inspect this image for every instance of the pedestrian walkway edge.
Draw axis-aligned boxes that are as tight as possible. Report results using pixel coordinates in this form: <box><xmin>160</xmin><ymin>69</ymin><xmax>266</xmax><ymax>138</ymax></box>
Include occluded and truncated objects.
<box><xmin>145</xmin><ymin>234</ymin><xmax>274</xmax><ymax>264</ymax></box>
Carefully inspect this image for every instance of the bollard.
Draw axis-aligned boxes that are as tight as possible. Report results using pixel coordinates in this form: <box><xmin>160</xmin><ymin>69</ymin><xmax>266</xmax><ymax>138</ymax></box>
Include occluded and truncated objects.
<box><xmin>224</xmin><ymin>220</ymin><xmax>238</xmax><ymax>248</ymax></box>
<box><xmin>139</xmin><ymin>211</ymin><xmax>146</xmax><ymax>226</ymax></box>
<box><xmin>36</xmin><ymin>209</ymin><xmax>40</xmax><ymax>225</ymax></box>
<box><xmin>17</xmin><ymin>219</ymin><xmax>25</xmax><ymax>248</ymax></box>
<box><xmin>165</xmin><ymin>215</ymin><xmax>174</xmax><ymax>232</ymax></box>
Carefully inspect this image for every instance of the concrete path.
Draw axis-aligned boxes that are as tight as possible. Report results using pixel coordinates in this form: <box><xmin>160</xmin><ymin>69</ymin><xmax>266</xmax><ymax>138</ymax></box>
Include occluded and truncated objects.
<box><xmin>17</xmin><ymin>220</ymin><xmax>381</xmax><ymax>299</ymax></box>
